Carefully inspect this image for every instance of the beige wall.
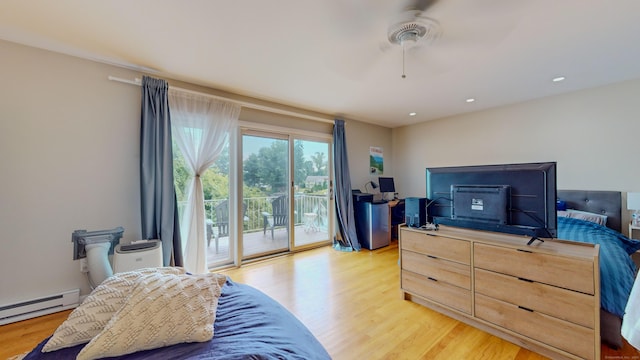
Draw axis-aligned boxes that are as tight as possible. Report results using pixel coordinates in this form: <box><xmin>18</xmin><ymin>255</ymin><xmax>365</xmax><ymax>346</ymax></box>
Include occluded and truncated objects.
<box><xmin>0</xmin><ymin>40</ymin><xmax>143</xmax><ymax>303</ymax></box>
<box><xmin>0</xmin><ymin>39</ymin><xmax>389</xmax><ymax>306</ymax></box>
<box><xmin>344</xmin><ymin>119</ymin><xmax>394</xmax><ymax>193</ymax></box>
<box><xmin>392</xmin><ymin>79</ymin><xmax>640</xmax><ymax>225</ymax></box>
<box><xmin>6</xmin><ymin>33</ymin><xmax>638</xmax><ymax>307</ymax></box>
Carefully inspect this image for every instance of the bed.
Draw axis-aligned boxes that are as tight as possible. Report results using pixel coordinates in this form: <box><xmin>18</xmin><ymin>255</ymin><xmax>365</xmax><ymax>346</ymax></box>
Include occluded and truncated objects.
<box><xmin>19</xmin><ymin>269</ymin><xmax>331</xmax><ymax>360</ymax></box>
<box><xmin>556</xmin><ymin>190</ymin><xmax>640</xmax><ymax>349</ymax></box>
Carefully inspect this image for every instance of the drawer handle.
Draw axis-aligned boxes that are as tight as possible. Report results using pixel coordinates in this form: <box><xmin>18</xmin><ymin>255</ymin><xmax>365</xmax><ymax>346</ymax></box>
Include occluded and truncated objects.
<box><xmin>518</xmin><ymin>306</ymin><xmax>534</xmax><ymax>312</ymax></box>
<box><xmin>517</xmin><ymin>277</ymin><xmax>534</xmax><ymax>283</ymax></box>
<box><xmin>427</xmin><ymin>277</ymin><xmax>438</xmax><ymax>282</ymax></box>
<box><xmin>427</xmin><ymin>255</ymin><xmax>438</xmax><ymax>259</ymax></box>
<box><xmin>517</xmin><ymin>249</ymin><xmax>533</xmax><ymax>253</ymax></box>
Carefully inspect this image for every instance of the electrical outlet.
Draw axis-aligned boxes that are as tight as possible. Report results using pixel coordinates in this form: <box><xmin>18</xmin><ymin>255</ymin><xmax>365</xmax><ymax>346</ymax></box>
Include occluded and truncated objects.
<box><xmin>80</xmin><ymin>258</ymin><xmax>89</xmax><ymax>273</ymax></box>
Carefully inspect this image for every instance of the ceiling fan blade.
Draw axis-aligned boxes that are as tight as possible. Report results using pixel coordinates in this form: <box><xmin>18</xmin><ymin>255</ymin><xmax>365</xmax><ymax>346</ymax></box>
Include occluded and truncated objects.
<box><xmin>408</xmin><ymin>0</ymin><xmax>439</xmax><ymax>12</ymax></box>
<box><xmin>323</xmin><ymin>0</ymin><xmax>394</xmax><ymax>39</ymax></box>
<box><xmin>321</xmin><ymin>2</ymin><xmax>395</xmax><ymax>81</ymax></box>
<box><xmin>420</xmin><ymin>0</ymin><xmax>532</xmax><ymax>54</ymax></box>
<box><xmin>324</xmin><ymin>40</ymin><xmax>387</xmax><ymax>81</ymax></box>
<box><xmin>404</xmin><ymin>45</ymin><xmax>454</xmax><ymax>75</ymax></box>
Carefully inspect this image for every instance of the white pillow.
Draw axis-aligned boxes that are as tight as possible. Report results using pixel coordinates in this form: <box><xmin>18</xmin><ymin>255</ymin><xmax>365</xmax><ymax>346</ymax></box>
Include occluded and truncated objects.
<box><xmin>76</xmin><ymin>272</ymin><xmax>227</xmax><ymax>360</ymax></box>
<box><xmin>42</xmin><ymin>267</ymin><xmax>187</xmax><ymax>352</ymax></box>
<box><xmin>566</xmin><ymin>209</ymin><xmax>608</xmax><ymax>226</ymax></box>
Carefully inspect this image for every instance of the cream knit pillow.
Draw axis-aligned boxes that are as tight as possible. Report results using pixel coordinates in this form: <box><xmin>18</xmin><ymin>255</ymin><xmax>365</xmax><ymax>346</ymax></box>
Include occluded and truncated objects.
<box><xmin>42</xmin><ymin>267</ymin><xmax>186</xmax><ymax>352</ymax></box>
<box><xmin>76</xmin><ymin>272</ymin><xmax>227</xmax><ymax>360</ymax></box>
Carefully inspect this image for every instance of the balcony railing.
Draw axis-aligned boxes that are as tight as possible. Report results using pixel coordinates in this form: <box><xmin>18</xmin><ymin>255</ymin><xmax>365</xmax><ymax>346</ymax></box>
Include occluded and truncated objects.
<box><xmin>178</xmin><ymin>194</ymin><xmax>328</xmax><ymax>233</ymax></box>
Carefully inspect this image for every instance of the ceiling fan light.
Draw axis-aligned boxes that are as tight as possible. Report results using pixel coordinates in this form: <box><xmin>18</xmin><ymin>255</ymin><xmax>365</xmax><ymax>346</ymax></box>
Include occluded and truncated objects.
<box><xmin>399</xmin><ymin>32</ymin><xmax>419</xmax><ymax>49</ymax></box>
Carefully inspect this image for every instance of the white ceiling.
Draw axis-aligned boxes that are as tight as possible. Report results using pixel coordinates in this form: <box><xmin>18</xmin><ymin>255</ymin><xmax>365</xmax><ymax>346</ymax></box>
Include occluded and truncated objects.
<box><xmin>2</xmin><ymin>0</ymin><xmax>640</xmax><ymax>128</ymax></box>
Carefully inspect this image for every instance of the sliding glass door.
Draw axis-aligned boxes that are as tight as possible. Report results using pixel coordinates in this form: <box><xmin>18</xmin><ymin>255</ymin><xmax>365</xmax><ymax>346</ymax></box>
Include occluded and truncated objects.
<box><xmin>292</xmin><ymin>138</ymin><xmax>331</xmax><ymax>249</ymax></box>
<box><xmin>240</xmin><ymin>131</ymin><xmax>332</xmax><ymax>259</ymax></box>
<box><xmin>175</xmin><ymin>126</ymin><xmax>333</xmax><ymax>268</ymax></box>
<box><xmin>173</xmin><ymin>137</ymin><xmax>235</xmax><ymax>268</ymax></box>
<box><xmin>242</xmin><ymin>132</ymin><xmax>290</xmax><ymax>258</ymax></box>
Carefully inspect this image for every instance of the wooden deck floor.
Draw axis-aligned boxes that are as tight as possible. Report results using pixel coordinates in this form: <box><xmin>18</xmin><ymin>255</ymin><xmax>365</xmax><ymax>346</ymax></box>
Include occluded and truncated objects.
<box><xmin>207</xmin><ymin>224</ymin><xmax>330</xmax><ymax>266</ymax></box>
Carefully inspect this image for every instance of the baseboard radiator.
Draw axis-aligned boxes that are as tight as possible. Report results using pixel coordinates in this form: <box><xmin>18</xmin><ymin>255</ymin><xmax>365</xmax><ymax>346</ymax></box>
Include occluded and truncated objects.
<box><xmin>0</xmin><ymin>289</ymin><xmax>80</xmax><ymax>325</ymax></box>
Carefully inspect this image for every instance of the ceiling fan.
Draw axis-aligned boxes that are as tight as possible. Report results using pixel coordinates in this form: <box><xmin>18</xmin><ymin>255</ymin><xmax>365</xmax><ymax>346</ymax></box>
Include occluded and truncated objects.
<box><xmin>325</xmin><ymin>0</ymin><xmax>528</xmax><ymax>80</ymax></box>
<box><xmin>386</xmin><ymin>0</ymin><xmax>442</xmax><ymax>78</ymax></box>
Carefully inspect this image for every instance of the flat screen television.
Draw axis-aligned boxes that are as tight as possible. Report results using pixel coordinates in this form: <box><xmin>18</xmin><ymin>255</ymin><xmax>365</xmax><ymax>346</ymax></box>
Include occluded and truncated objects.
<box><xmin>426</xmin><ymin>162</ymin><xmax>557</xmax><ymax>239</ymax></box>
<box><xmin>451</xmin><ymin>184</ymin><xmax>510</xmax><ymax>225</ymax></box>
<box><xmin>378</xmin><ymin>177</ymin><xmax>396</xmax><ymax>194</ymax></box>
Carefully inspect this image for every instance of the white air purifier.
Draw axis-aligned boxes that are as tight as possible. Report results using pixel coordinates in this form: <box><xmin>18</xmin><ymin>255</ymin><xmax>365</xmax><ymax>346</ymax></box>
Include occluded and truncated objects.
<box><xmin>112</xmin><ymin>240</ymin><xmax>163</xmax><ymax>273</ymax></box>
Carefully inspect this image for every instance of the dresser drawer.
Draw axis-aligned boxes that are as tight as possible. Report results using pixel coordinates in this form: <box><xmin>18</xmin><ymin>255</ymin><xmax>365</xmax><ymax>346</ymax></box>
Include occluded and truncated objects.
<box><xmin>402</xmin><ymin>270</ymin><xmax>471</xmax><ymax>314</ymax></box>
<box><xmin>475</xmin><ymin>293</ymin><xmax>595</xmax><ymax>360</ymax></box>
<box><xmin>402</xmin><ymin>250</ymin><xmax>471</xmax><ymax>290</ymax></box>
<box><xmin>401</xmin><ymin>230</ymin><xmax>470</xmax><ymax>265</ymax></box>
<box><xmin>474</xmin><ymin>243</ymin><xmax>595</xmax><ymax>294</ymax></box>
<box><xmin>474</xmin><ymin>268</ymin><xmax>595</xmax><ymax>329</ymax></box>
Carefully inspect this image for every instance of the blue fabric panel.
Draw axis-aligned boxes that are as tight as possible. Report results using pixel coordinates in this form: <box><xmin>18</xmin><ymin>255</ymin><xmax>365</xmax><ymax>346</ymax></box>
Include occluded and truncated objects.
<box><xmin>139</xmin><ymin>76</ymin><xmax>182</xmax><ymax>266</ymax></box>
<box><xmin>557</xmin><ymin>216</ymin><xmax>640</xmax><ymax>318</ymax></box>
<box><xmin>333</xmin><ymin>119</ymin><xmax>360</xmax><ymax>251</ymax></box>
<box><xmin>23</xmin><ymin>280</ymin><xmax>331</xmax><ymax>360</ymax></box>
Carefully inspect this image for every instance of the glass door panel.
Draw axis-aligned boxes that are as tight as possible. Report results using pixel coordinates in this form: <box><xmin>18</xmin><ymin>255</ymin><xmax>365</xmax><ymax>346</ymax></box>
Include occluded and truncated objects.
<box><xmin>242</xmin><ymin>133</ymin><xmax>290</xmax><ymax>258</ymax></box>
<box><xmin>292</xmin><ymin>139</ymin><xmax>332</xmax><ymax>249</ymax></box>
<box><xmin>203</xmin><ymin>141</ymin><xmax>233</xmax><ymax>267</ymax></box>
<box><xmin>174</xmin><ymin>138</ymin><xmax>234</xmax><ymax>268</ymax></box>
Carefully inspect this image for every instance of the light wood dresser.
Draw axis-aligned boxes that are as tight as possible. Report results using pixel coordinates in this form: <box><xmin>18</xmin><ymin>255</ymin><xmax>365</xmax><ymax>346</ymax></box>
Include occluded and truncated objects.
<box><xmin>399</xmin><ymin>225</ymin><xmax>600</xmax><ymax>360</ymax></box>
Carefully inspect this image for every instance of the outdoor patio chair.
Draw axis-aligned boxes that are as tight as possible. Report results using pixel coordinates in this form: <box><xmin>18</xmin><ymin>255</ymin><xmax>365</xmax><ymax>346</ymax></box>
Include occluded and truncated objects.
<box><xmin>262</xmin><ymin>195</ymin><xmax>288</xmax><ymax>239</ymax></box>
<box><xmin>208</xmin><ymin>199</ymin><xmax>248</xmax><ymax>253</ymax></box>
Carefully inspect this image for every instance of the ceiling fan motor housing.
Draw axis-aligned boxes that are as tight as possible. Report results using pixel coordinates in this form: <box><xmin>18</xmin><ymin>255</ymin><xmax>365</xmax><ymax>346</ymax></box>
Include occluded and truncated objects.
<box><xmin>388</xmin><ymin>11</ymin><xmax>441</xmax><ymax>48</ymax></box>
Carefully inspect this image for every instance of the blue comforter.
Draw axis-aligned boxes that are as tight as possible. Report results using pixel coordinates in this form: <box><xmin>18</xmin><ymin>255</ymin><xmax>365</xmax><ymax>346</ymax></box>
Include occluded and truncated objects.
<box><xmin>557</xmin><ymin>216</ymin><xmax>640</xmax><ymax>318</ymax></box>
<box><xmin>23</xmin><ymin>279</ymin><xmax>331</xmax><ymax>360</ymax></box>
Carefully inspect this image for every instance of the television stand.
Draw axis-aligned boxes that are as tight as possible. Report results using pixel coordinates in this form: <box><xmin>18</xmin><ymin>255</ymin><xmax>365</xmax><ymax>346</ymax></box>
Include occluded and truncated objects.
<box><xmin>399</xmin><ymin>224</ymin><xmax>599</xmax><ymax>360</ymax></box>
<box><xmin>526</xmin><ymin>236</ymin><xmax>544</xmax><ymax>246</ymax></box>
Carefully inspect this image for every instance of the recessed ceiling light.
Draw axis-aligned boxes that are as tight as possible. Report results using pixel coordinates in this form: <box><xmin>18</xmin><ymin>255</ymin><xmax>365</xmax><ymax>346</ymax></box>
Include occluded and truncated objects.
<box><xmin>409</xmin><ymin>112</ymin><xmax>417</xmax><ymax>116</ymax></box>
<box><xmin>552</xmin><ymin>76</ymin><xmax>566</xmax><ymax>82</ymax></box>
<box><xmin>466</xmin><ymin>98</ymin><xmax>475</xmax><ymax>103</ymax></box>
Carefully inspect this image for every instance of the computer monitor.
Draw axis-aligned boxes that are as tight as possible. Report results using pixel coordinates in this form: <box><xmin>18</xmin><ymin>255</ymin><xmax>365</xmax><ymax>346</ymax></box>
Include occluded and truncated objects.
<box><xmin>378</xmin><ymin>177</ymin><xmax>396</xmax><ymax>194</ymax></box>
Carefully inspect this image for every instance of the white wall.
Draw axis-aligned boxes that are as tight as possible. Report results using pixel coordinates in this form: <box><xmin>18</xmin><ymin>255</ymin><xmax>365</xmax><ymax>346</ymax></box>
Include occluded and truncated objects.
<box><xmin>392</xmin><ymin>78</ymin><xmax>640</xmax><ymax>226</ymax></box>
<box><xmin>0</xmin><ymin>40</ymin><xmax>143</xmax><ymax>303</ymax></box>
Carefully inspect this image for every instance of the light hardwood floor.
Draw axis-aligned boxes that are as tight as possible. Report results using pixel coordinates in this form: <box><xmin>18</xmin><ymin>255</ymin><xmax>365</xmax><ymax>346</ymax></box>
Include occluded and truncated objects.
<box><xmin>1</xmin><ymin>241</ymin><xmax>639</xmax><ymax>359</ymax></box>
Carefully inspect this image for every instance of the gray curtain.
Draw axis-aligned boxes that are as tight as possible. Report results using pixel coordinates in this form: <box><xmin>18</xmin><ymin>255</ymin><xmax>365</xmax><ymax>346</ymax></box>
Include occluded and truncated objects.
<box><xmin>140</xmin><ymin>76</ymin><xmax>183</xmax><ymax>266</ymax></box>
<box><xmin>333</xmin><ymin>119</ymin><xmax>360</xmax><ymax>251</ymax></box>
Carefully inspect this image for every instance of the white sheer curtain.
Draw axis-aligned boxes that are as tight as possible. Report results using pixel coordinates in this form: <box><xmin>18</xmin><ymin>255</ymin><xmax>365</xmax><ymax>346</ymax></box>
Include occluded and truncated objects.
<box><xmin>169</xmin><ymin>90</ymin><xmax>240</xmax><ymax>273</ymax></box>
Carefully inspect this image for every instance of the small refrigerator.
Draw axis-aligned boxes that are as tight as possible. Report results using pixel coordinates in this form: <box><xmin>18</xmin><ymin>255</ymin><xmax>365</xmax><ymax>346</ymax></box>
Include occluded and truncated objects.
<box><xmin>355</xmin><ymin>201</ymin><xmax>390</xmax><ymax>250</ymax></box>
